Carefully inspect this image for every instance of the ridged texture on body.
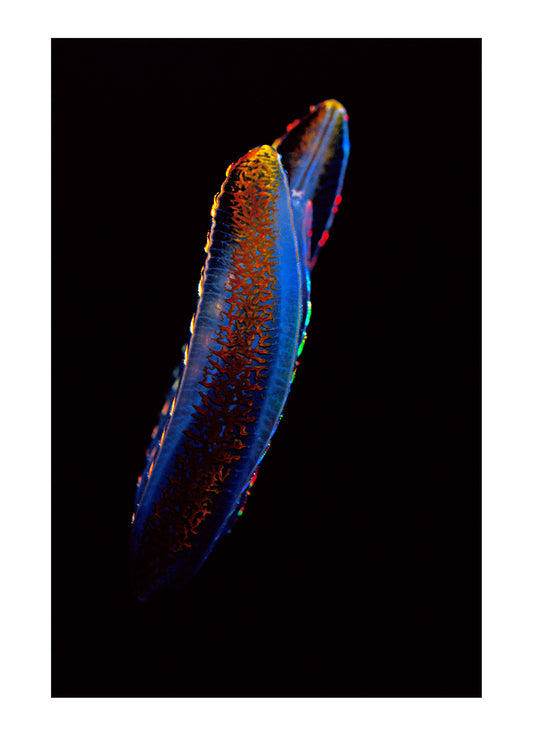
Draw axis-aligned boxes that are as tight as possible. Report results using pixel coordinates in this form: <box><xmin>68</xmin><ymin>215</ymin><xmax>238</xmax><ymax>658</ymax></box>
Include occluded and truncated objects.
<box><xmin>131</xmin><ymin>146</ymin><xmax>301</xmax><ymax>600</ymax></box>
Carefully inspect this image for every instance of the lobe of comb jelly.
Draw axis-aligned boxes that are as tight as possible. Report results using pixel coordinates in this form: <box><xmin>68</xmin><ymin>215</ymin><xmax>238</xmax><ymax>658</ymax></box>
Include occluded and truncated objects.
<box><xmin>131</xmin><ymin>100</ymin><xmax>350</xmax><ymax>600</ymax></box>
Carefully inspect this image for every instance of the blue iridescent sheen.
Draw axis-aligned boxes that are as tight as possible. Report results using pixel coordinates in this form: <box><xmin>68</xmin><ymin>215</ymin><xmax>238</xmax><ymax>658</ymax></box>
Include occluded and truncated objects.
<box><xmin>274</xmin><ymin>99</ymin><xmax>350</xmax><ymax>353</ymax></box>
<box><xmin>131</xmin><ymin>146</ymin><xmax>302</xmax><ymax>599</ymax></box>
<box><xmin>274</xmin><ymin>99</ymin><xmax>350</xmax><ymax>271</ymax></box>
<box><xmin>131</xmin><ymin>101</ymin><xmax>349</xmax><ymax>599</ymax></box>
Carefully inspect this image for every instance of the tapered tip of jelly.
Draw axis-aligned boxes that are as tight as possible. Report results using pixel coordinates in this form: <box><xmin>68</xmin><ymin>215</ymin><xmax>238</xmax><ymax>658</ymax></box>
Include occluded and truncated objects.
<box><xmin>250</xmin><ymin>144</ymin><xmax>277</xmax><ymax>156</ymax></box>
<box><xmin>221</xmin><ymin>144</ymin><xmax>288</xmax><ymax>201</ymax></box>
<box><xmin>311</xmin><ymin>99</ymin><xmax>349</xmax><ymax>125</ymax></box>
<box><xmin>272</xmin><ymin>99</ymin><xmax>350</xmax><ymax>268</ymax></box>
<box><xmin>227</xmin><ymin>144</ymin><xmax>285</xmax><ymax>181</ymax></box>
<box><xmin>317</xmin><ymin>99</ymin><xmax>347</xmax><ymax>115</ymax></box>
<box><xmin>237</xmin><ymin>144</ymin><xmax>278</xmax><ymax>164</ymax></box>
<box><xmin>273</xmin><ymin>99</ymin><xmax>349</xmax><ymax>152</ymax></box>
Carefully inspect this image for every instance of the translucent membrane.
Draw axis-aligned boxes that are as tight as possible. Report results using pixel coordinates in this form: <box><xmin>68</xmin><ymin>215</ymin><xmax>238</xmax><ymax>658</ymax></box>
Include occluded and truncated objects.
<box><xmin>273</xmin><ymin>99</ymin><xmax>350</xmax><ymax>272</ymax></box>
<box><xmin>131</xmin><ymin>100</ymin><xmax>350</xmax><ymax>600</ymax></box>
<box><xmin>131</xmin><ymin>146</ymin><xmax>302</xmax><ymax>600</ymax></box>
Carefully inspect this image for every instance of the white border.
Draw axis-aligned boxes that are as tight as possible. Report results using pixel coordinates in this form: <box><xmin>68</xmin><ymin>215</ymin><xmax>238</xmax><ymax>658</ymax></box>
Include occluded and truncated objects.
<box><xmin>1</xmin><ymin>2</ymin><xmax>533</xmax><ymax>752</ymax></box>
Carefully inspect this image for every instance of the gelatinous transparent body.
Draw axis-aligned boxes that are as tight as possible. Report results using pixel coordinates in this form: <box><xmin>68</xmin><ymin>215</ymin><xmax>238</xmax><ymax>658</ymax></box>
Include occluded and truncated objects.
<box><xmin>131</xmin><ymin>101</ymin><xmax>350</xmax><ymax>600</ymax></box>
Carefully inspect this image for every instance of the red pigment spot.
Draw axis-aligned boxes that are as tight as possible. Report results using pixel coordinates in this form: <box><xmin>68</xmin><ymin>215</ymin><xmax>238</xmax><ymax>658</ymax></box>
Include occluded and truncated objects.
<box><xmin>285</xmin><ymin>117</ymin><xmax>301</xmax><ymax>133</ymax></box>
<box><xmin>318</xmin><ymin>230</ymin><xmax>329</xmax><ymax>248</ymax></box>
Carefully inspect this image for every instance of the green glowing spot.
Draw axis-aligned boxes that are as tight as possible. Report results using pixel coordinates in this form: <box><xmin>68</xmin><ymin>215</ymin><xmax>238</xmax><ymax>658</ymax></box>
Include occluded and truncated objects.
<box><xmin>304</xmin><ymin>300</ymin><xmax>312</xmax><ymax>329</ymax></box>
<box><xmin>296</xmin><ymin>303</ymin><xmax>311</xmax><ymax>358</ymax></box>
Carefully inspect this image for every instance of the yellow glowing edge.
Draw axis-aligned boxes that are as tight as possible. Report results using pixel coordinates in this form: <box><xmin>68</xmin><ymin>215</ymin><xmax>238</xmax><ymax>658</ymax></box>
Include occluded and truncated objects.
<box><xmin>170</xmin><ymin>392</ymin><xmax>178</xmax><ymax>414</ymax></box>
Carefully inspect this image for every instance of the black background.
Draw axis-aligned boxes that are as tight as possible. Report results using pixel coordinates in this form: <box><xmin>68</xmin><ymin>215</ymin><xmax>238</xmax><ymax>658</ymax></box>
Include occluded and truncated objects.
<box><xmin>52</xmin><ymin>39</ymin><xmax>481</xmax><ymax>697</ymax></box>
